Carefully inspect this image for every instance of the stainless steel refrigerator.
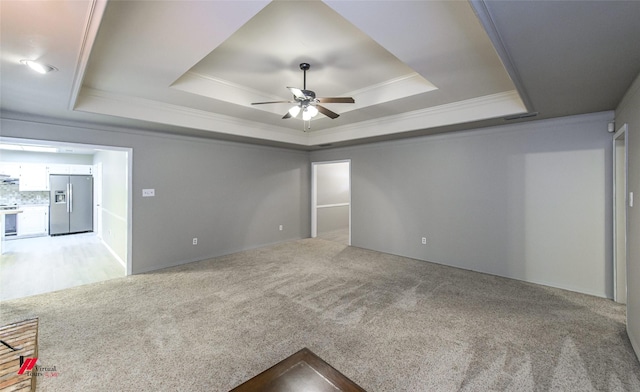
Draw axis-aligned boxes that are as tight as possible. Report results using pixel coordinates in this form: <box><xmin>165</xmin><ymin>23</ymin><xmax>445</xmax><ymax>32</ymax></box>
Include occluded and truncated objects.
<box><xmin>49</xmin><ymin>175</ymin><xmax>93</xmax><ymax>235</ymax></box>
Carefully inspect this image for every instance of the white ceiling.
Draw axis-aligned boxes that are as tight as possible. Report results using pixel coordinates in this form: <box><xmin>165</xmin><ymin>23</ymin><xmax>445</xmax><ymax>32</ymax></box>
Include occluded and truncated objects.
<box><xmin>1</xmin><ymin>1</ymin><xmax>640</xmax><ymax>150</ymax></box>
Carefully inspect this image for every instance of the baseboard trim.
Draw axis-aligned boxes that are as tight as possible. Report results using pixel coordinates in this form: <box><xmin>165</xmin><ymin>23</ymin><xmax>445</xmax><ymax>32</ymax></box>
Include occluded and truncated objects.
<box><xmin>132</xmin><ymin>237</ymin><xmax>306</xmax><ymax>275</ymax></box>
<box><xmin>101</xmin><ymin>238</ymin><xmax>126</xmax><ymax>270</ymax></box>
<box><xmin>629</xmin><ymin>324</ymin><xmax>640</xmax><ymax>362</ymax></box>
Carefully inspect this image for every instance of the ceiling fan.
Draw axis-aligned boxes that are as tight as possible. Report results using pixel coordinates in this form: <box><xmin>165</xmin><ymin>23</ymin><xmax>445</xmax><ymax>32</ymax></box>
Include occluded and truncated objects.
<box><xmin>251</xmin><ymin>63</ymin><xmax>355</xmax><ymax>122</ymax></box>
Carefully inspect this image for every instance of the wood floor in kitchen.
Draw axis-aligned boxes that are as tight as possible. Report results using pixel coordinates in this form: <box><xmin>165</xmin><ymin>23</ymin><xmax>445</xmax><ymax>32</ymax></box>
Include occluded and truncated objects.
<box><xmin>0</xmin><ymin>233</ymin><xmax>125</xmax><ymax>301</ymax></box>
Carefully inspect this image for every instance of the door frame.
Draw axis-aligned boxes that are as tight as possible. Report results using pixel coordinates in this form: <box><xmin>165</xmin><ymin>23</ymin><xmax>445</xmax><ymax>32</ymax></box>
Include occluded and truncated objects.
<box><xmin>311</xmin><ymin>159</ymin><xmax>351</xmax><ymax>245</ymax></box>
<box><xmin>0</xmin><ymin>136</ymin><xmax>133</xmax><ymax>276</ymax></box>
<box><xmin>94</xmin><ymin>161</ymin><xmax>103</xmax><ymax>238</ymax></box>
<box><xmin>613</xmin><ymin>123</ymin><xmax>628</xmax><ymax>303</ymax></box>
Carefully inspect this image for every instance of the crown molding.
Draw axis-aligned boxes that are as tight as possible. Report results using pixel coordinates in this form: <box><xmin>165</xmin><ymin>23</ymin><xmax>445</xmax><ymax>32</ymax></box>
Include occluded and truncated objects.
<box><xmin>171</xmin><ymin>71</ymin><xmax>285</xmax><ymax>112</ymax></box>
<box><xmin>172</xmin><ymin>70</ymin><xmax>438</xmax><ymax>117</ymax></box>
<box><xmin>311</xmin><ymin>111</ymin><xmax>615</xmax><ymax>154</ymax></box>
<box><xmin>68</xmin><ymin>0</ymin><xmax>108</xmax><ymax>111</ymax></box>
<box><xmin>75</xmin><ymin>88</ymin><xmax>309</xmax><ymax>146</ymax></box>
<box><xmin>74</xmin><ymin>88</ymin><xmax>527</xmax><ymax>148</ymax></box>
<box><xmin>339</xmin><ymin>72</ymin><xmax>438</xmax><ymax>115</ymax></box>
<box><xmin>309</xmin><ymin>90</ymin><xmax>526</xmax><ymax>145</ymax></box>
<box><xmin>468</xmin><ymin>0</ymin><xmax>534</xmax><ymax>112</ymax></box>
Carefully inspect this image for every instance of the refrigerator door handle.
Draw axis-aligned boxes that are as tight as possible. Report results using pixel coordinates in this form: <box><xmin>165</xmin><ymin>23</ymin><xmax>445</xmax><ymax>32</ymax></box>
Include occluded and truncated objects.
<box><xmin>66</xmin><ymin>183</ymin><xmax>70</xmax><ymax>213</ymax></box>
<box><xmin>69</xmin><ymin>183</ymin><xmax>73</xmax><ymax>213</ymax></box>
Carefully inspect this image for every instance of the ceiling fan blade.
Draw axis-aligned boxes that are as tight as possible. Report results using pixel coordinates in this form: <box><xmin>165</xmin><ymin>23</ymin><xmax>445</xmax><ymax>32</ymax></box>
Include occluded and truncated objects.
<box><xmin>282</xmin><ymin>111</ymin><xmax>292</xmax><ymax>119</ymax></box>
<box><xmin>287</xmin><ymin>87</ymin><xmax>305</xmax><ymax>99</ymax></box>
<box><xmin>317</xmin><ymin>97</ymin><xmax>355</xmax><ymax>104</ymax></box>
<box><xmin>316</xmin><ymin>105</ymin><xmax>340</xmax><ymax>119</ymax></box>
<box><xmin>251</xmin><ymin>101</ymin><xmax>293</xmax><ymax>105</ymax></box>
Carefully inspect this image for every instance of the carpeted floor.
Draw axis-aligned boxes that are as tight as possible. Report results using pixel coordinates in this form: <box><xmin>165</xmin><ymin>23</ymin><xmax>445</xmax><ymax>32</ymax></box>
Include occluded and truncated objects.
<box><xmin>1</xmin><ymin>238</ymin><xmax>639</xmax><ymax>391</ymax></box>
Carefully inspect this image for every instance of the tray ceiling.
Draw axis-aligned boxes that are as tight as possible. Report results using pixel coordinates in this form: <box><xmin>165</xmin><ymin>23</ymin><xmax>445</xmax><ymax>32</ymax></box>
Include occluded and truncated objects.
<box><xmin>2</xmin><ymin>1</ymin><xmax>639</xmax><ymax>149</ymax></box>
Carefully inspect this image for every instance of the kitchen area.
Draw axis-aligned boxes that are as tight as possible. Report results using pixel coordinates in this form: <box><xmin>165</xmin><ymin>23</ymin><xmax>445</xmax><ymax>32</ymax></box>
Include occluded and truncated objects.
<box><xmin>0</xmin><ymin>163</ymin><xmax>93</xmax><ymax>243</ymax></box>
<box><xmin>0</xmin><ymin>142</ymin><xmax>130</xmax><ymax>300</ymax></box>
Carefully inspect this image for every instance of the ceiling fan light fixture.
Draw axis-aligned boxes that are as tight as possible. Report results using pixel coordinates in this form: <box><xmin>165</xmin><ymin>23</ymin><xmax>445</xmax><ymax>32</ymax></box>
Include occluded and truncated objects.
<box><xmin>288</xmin><ymin>106</ymin><xmax>301</xmax><ymax>118</ymax></box>
<box><xmin>307</xmin><ymin>105</ymin><xmax>318</xmax><ymax>117</ymax></box>
<box><xmin>251</xmin><ymin>63</ymin><xmax>354</xmax><ymax>123</ymax></box>
<box><xmin>20</xmin><ymin>59</ymin><xmax>57</xmax><ymax>74</ymax></box>
<box><xmin>302</xmin><ymin>105</ymin><xmax>319</xmax><ymax>121</ymax></box>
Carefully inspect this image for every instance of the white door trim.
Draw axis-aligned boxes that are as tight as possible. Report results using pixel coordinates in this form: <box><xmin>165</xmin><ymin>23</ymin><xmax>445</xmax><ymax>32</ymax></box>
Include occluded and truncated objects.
<box><xmin>613</xmin><ymin>123</ymin><xmax>628</xmax><ymax>303</ymax></box>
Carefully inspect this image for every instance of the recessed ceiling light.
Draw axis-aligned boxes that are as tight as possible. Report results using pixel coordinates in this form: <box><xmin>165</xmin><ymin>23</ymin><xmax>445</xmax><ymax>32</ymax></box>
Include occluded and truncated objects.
<box><xmin>20</xmin><ymin>60</ymin><xmax>57</xmax><ymax>74</ymax></box>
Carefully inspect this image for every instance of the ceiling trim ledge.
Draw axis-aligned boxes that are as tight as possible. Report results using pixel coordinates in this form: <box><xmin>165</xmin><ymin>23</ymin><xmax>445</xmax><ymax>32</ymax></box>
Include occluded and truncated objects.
<box><xmin>468</xmin><ymin>0</ymin><xmax>534</xmax><ymax>112</ymax></box>
<box><xmin>171</xmin><ymin>71</ymin><xmax>286</xmax><ymax>108</ymax></box>
<box><xmin>75</xmin><ymin>88</ymin><xmax>310</xmax><ymax>146</ymax></box>
<box><xmin>67</xmin><ymin>0</ymin><xmax>109</xmax><ymax>111</ymax></box>
<box><xmin>173</xmin><ymin>70</ymin><xmax>439</xmax><ymax>117</ymax></box>
<box><xmin>309</xmin><ymin>90</ymin><xmax>526</xmax><ymax>146</ymax></box>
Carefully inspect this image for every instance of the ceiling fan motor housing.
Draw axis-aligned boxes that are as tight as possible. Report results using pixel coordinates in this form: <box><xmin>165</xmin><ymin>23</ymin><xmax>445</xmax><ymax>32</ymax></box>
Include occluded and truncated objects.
<box><xmin>251</xmin><ymin>61</ymin><xmax>354</xmax><ymax>120</ymax></box>
<box><xmin>301</xmin><ymin>90</ymin><xmax>316</xmax><ymax>99</ymax></box>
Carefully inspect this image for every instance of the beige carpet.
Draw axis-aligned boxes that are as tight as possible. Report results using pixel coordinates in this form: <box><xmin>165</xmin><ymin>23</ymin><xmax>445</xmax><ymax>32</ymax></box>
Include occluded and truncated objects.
<box><xmin>1</xmin><ymin>239</ymin><xmax>639</xmax><ymax>391</ymax></box>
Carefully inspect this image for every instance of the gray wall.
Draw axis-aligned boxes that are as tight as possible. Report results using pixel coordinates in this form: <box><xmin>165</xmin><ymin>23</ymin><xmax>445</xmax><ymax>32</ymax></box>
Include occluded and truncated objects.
<box><xmin>0</xmin><ymin>110</ymin><xmax>621</xmax><ymax>309</ymax></box>
<box><xmin>616</xmin><ymin>72</ymin><xmax>640</xmax><ymax>359</ymax></box>
<box><xmin>0</xmin><ymin>118</ymin><xmax>311</xmax><ymax>273</ymax></box>
<box><xmin>311</xmin><ymin>112</ymin><xmax>614</xmax><ymax>298</ymax></box>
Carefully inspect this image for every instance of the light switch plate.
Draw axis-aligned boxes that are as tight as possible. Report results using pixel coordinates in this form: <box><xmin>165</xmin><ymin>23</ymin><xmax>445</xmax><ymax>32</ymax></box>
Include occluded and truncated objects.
<box><xmin>142</xmin><ymin>189</ymin><xmax>155</xmax><ymax>197</ymax></box>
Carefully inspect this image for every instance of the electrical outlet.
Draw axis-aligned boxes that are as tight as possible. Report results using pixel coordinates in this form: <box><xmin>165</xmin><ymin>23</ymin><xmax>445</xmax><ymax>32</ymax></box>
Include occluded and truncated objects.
<box><xmin>279</xmin><ymin>225</ymin><xmax>283</xmax><ymax>231</ymax></box>
<box><xmin>142</xmin><ymin>189</ymin><xmax>155</xmax><ymax>197</ymax></box>
<box><xmin>192</xmin><ymin>238</ymin><xmax>198</xmax><ymax>245</ymax></box>
<box><xmin>421</xmin><ymin>237</ymin><xmax>427</xmax><ymax>245</ymax></box>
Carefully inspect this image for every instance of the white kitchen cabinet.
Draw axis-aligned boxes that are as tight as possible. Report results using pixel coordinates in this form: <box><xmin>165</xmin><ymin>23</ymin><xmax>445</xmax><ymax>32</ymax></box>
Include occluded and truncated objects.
<box><xmin>47</xmin><ymin>164</ymin><xmax>92</xmax><ymax>175</ymax></box>
<box><xmin>47</xmin><ymin>164</ymin><xmax>70</xmax><ymax>175</ymax></box>
<box><xmin>69</xmin><ymin>164</ymin><xmax>92</xmax><ymax>175</ymax></box>
<box><xmin>17</xmin><ymin>206</ymin><xmax>49</xmax><ymax>237</ymax></box>
<box><xmin>0</xmin><ymin>163</ymin><xmax>20</xmax><ymax>178</ymax></box>
<box><xmin>19</xmin><ymin>164</ymin><xmax>49</xmax><ymax>191</ymax></box>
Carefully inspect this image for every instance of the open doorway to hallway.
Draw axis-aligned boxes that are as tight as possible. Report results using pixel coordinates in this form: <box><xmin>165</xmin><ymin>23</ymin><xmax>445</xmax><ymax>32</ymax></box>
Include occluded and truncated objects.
<box><xmin>0</xmin><ymin>137</ymin><xmax>132</xmax><ymax>299</ymax></box>
<box><xmin>311</xmin><ymin>160</ymin><xmax>351</xmax><ymax>245</ymax></box>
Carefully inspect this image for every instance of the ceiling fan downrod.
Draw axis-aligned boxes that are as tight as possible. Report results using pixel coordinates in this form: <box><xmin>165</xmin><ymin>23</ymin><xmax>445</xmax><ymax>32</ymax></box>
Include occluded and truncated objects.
<box><xmin>300</xmin><ymin>62</ymin><xmax>310</xmax><ymax>90</ymax></box>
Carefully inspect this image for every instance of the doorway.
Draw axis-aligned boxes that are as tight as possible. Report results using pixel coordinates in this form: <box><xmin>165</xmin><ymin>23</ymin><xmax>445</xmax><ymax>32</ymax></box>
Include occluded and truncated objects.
<box><xmin>613</xmin><ymin>124</ymin><xmax>628</xmax><ymax>304</ymax></box>
<box><xmin>0</xmin><ymin>136</ymin><xmax>132</xmax><ymax>299</ymax></box>
<box><xmin>312</xmin><ymin>160</ymin><xmax>351</xmax><ymax>245</ymax></box>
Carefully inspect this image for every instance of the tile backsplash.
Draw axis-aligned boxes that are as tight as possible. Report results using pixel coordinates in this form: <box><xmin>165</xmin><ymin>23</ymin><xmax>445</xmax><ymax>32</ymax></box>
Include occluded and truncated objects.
<box><xmin>0</xmin><ymin>183</ymin><xmax>49</xmax><ymax>205</ymax></box>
